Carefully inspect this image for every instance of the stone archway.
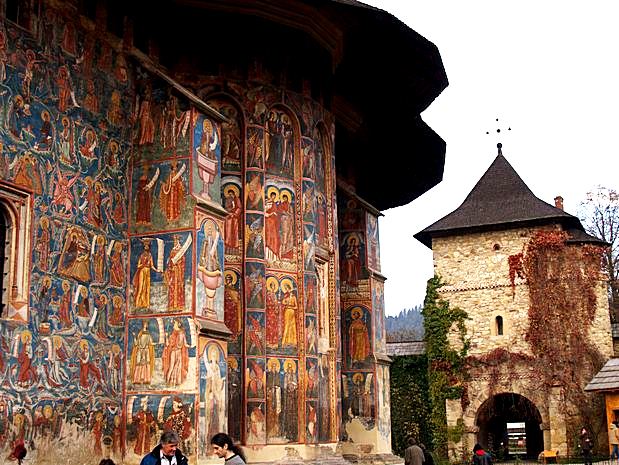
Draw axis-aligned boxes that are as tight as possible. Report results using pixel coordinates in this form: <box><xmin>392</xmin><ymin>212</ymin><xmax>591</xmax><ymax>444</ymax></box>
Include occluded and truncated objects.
<box><xmin>476</xmin><ymin>393</ymin><xmax>544</xmax><ymax>460</ymax></box>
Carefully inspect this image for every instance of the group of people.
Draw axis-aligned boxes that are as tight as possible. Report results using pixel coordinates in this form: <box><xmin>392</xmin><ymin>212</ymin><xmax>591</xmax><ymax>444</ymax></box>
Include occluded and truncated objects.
<box><xmin>93</xmin><ymin>432</ymin><xmax>246</xmax><ymax>465</ymax></box>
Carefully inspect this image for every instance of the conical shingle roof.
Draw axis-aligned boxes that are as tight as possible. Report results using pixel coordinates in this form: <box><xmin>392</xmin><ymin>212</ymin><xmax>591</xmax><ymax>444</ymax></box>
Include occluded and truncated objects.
<box><xmin>415</xmin><ymin>152</ymin><xmax>604</xmax><ymax>248</ymax></box>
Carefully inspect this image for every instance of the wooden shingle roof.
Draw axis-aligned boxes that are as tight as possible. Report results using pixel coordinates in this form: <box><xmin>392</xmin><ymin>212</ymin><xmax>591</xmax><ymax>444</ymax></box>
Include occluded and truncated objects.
<box><xmin>585</xmin><ymin>358</ymin><xmax>619</xmax><ymax>392</ymax></box>
<box><xmin>415</xmin><ymin>150</ymin><xmax>605</xmax><ymax>248</ymax></box>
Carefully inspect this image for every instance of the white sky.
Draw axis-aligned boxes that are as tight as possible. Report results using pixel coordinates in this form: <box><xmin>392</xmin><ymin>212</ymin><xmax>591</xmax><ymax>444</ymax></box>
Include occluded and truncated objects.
<box><xmin>362</xmin><ymin>1</ymin><xmax>619</xmax><ymax>315</ymax></box>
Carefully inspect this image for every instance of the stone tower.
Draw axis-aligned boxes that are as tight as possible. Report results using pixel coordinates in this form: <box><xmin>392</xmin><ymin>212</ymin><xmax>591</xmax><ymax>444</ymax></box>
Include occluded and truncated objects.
<box><xmin>416</xmin><ymin>148</ymin><xmax>613</xmax><ymax>459</ymax></box>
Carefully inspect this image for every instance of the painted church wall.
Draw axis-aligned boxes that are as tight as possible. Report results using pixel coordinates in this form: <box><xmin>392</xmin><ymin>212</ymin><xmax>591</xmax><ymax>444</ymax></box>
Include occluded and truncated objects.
<box><xmin>0</xmin><ymin>3</ymin><xmax>134</xmax><ymax>464</ymax></box>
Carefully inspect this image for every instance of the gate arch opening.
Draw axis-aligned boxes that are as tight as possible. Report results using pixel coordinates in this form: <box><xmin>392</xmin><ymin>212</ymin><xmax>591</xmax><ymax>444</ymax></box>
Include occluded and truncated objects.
<box><xmin>476</xmin><ymin>393</ymin><xmax>543</xmax><ymax>460</ymax></box>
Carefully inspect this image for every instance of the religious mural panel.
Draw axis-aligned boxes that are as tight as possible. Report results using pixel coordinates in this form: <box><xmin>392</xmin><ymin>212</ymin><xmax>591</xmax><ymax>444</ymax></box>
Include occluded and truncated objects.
<box><xmin>246</xmin><ymin>126</ymin><xmax>264</xmax><ymax>169</ymax></box>
<box><xmin>366</xmin><ymin>213</ymin><xmax>381</xmax><ymax>272</ymax></box>
<box><xmin>222</xmin><ymin>177</ymin><xmax>243</xmax><ymax>260</ymax></box>
<box><xmin>265</xmin><ymin>275</ymin><xmax>299</xmax><ymax>356</ymax></box>
<box><xmin>301</xmin><ymin>137</ymin><xmax>315</xmax><ymax>179</ymax></box>
<box><xmin>245</xmin><ymin>213</ymin><xmax>264</xmax><ymax>259</ymax></box>
<box><xmin>193</xmin><ymin>112</ymin><xmax>221</xmax><ymax>205</ymax></box>
<box><xmin>265</xmin><ymin>108</ymin><xmax>295</xmax><ymax>178</ymax></box>
<box><xmin>126</xmin><ymin>316</ymin><xmax>197</xmax><ymax>392</ymax></box>
<box><xmin>372</xmin><ymin>279</ymin><xmax>386</xmax><ymax>354</ymax></box>
<box><xmin>227</xmin><ymin>355</ymin><xmax>242</xmax><ymax>442</ymax></box>
<box><xmin>245</xmin><ymin>261</ymin><xmax>265</xmax><ymax>310</ymax></box>
<box><xmin>376</xmin><ymin>364</ymin><xmax>391</xmax><ymax>438</ymax></box>
<box><xmin>131</xmin><ymin>158</ymin><xmax>192</xmax><ymax>234</ymax></box>
<box><xmin>246</xmin><ymin>401</ymin><xmax>266</xmax><ymax>444</ymax></box>
<box><xmin>206</xmin><ymin>99</ymin><xmax>243</xmax><ymax>173</ymax></box>
<box><xmin>344</xmin><ymin>305</ymin><xmax>373</xmax><ymax>370</ymax></box>
<box><xmin>318</xmin><ymin>353</ymin><xmax>332</xmax><ymax>442</ymax></box>
<box><xmin>126</xmin><ymin>393</ymin><xmax>196</xmax><ymax>463</ymax></box>
<box><xmin>224</xmin><ymin>268</ymin><xmax>243</xmax><ymax>353</ymax></box>
<box><xmin>246</xmin><ymin>311</ymin><xmax>265</xmax><ymax>356</ymax></box>
<box><xmin>306</xmin><ymin>400</ymin><xmax>318</xmax><ymax>444</ymax></box>
<box><xmin>306</xmin><ymin>315</ymin><xmax>317</xmax><ymax>356</ymax></box>
<box><xmin>264</xmin><ymin>181</ymin><xmax>296</xmax><ymax>271</ymax></box>
<box><xmin>198</xmin><ymin>340</ymin><xmax>227</xmax><ymax>458</ymax></box>
<box><xmin>196</xmin><ymin>214</ymin><xmax>224</xmax><ymax>320</ymax></box>
<box><xmin>129</xmin><ymin>231</ymin><xmax>193</xmax><ymax>315</ymax></box>
<box><xmin>247</xmin><ymin>358</ymin><xmax>266</xmax><ymax>400</ymax></box>
<box><xmin>340</xmin><ymin>231</ymin><xmax>369</xmax><ymax>296</ymax></box>
<box><xmin>265</xmin><ymin>357</ymin><xmax>299</xmax><ymax>444</ymax></box>
<box><xmin>342</xmin><ymin>371</ymin><xmax>375</xmax><ymax>429</ymax></box>
<box><xmin>245</xmin><ymin>171</ymin><xmax>264</xmax><ymax>212</ymax></box>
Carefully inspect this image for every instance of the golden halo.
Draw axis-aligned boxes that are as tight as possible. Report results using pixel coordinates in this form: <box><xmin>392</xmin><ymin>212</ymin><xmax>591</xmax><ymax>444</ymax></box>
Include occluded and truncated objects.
<box><xmin>227</xmin><ymin>356</ymin><xmax>238</xmax><ymax>370</ymax></box>
<box><xmin>352</xmin><ymin>373</ymin><xmax>364</xmax><ymax>384</ymax></box>
<box><xmin>99</xmin><ymin>294</ymin><xmax>108</xmax><ymax>304</ymax></box>
<box><xmin>112</xmin><ymin>344</ymin><xmax>121</xmax><ymax>354</ymax></box>
<box><xmin>266</xmin><ymin>186</ymin><xmax>280</xmax><ymax>201</ymax></box>
<box><xmin>284</xmin><ymin>360</ymin><xmax>296</xmax><ymax>373</ymax></box>
<box><xmin>266</xmin><ymin>276</ymin><xmax>279</xmax><ymax>292</ymax></box>
<box><xmin>267</xmin><ymin>358</ymin><xmax>281</xmax><ymax>371</ymax></box>
<box><xmin>43</xmin><ymin>405</ymin><xmax>53</xmax><ymax>419</ymax></box>
<box><xmin>280</xmin><ymin>189</ymin><xmax>292</xmax><ymax>203</ymax></box>
<box><xmin>61</xmin><ymin>116</ymin><xmax>70</xmax><ymax>125</ymax></box>
<box><xmin>202</xmin><ymin>118</ymin><xmax>213</xmax><ymax>135</ymax></box>
<box><xmin>224</xmin><ymin>270</ymin><xmax>238</xmax><ymax>285</ymax></box>
<box><xmin>40</xmin><ymin>216</ymin><xmax>49</xmax><ymax>228</ymax></box>
<box><xmin>112</xmin><ymin>295</ymin><xmax>123</xmax><ymax>306</ymax></box>
<box><xmin>280</xmin><ymin>278</ymin><xmax>294</xmax><ymax>292</ymax></box>
<box><xmin>345</xmin><ymin>233</ymin><xmax>360</xmax><ymax>246</ymax></box>
<box><xmin>42</xmin><ymin>276</ymin><xmax>52</xmax><ymax>287</ymax></box>
<box><xmin>224</xmin><ymin>184</ymin><xmax>240</xmax><ymax>198</ymax></box>
<box><xmin>41</xmin><ymin>110</ymin><xmax>50</xmax><ymax>120</ymax></box>
<box><xmin>109</xmin><ymin>140</ymin><xmax>119</xmax><ymax>152</ymax></box>
<box><xmin>79</xmin><ymin>339</ymin><xmax>89</xmax><ymax>350</ymax></box>
<box><xmin>202</xmin><ymin>219</ymin><xmax>217</xmax><ymax>235</ymax></box>
<box><xmin>350</xmin><ymin>307</ymin><xmax>362</xmax><ymax>319</ymax></box>
<box><xmin>207</xmin><ymin>344</ymin><xmax>220</xmax><ymax>363</ymax></box>
<box><xmin>62</xmin><ymin>280</ymin><xmax>70</xmax><ymax>291</ymax></box>
<box><xmin>52</xmin><ymin>335</ymin><xmax>63</xmax><ymax>348</ymax></box>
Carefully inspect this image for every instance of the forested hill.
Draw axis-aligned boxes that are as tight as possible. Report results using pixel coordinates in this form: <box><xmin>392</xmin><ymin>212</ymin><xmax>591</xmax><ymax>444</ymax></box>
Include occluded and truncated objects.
<box><xmin>385</xmin><ymin>306</ymin><xmax>424</xmax><ymax>342</ymax></box>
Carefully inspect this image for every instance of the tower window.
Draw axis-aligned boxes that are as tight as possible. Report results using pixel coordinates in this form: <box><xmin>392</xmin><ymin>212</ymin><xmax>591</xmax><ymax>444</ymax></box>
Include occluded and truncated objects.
<box><xmin>495</xmin><ymin>315</ymin><xmax>504</xmax><ymax>336</ymax></box>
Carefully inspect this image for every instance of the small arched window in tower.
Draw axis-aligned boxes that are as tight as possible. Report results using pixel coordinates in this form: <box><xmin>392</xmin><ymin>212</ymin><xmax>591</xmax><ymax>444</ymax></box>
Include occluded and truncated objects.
<box><xmin>495</xmin><ymin>315</ymin><xmax>504</xmax><ymax>336</ymax></box>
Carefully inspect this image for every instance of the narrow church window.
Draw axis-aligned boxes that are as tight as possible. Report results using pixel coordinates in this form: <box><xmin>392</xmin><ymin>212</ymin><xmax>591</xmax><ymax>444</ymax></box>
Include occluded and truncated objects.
<box><xmin>6</xmin><ymin>0</ymin><xmax>36</xmax><ymax>30</ymax></box>
<box><xmin>493</xmin><ymin>243</ymin><xmax>501</xmax><ymax>251</ymax></box>
<box><xmin>495</xmin><ymin>315</ymin><xmax>504</xmax><ymax>335</ymax></box>
<box><xmin>0</xmin><ymin>182</ymin><xmax>33</xmax><ymax>322</ymax></box>
<box><xmin>0</xmin><ymin>203</ymin><xmax>9</xmax><ymax>316</ymax></box>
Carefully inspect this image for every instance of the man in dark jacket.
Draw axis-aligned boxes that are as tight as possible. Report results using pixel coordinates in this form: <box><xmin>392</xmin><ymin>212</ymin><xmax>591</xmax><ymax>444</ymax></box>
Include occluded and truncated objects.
<box><xmin>140</xmin><ymin>431</ymin><xmax>189</xmax><ymax>465</ymax></box>
<box><xmin>472</xmin><ymin>444</ymin><xmax>493</xmax><ymax>465</ymax></box>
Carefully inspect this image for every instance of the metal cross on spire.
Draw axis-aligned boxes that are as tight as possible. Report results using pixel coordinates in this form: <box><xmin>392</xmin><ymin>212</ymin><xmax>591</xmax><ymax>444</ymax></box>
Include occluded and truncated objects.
<box><xmin>486</xmin><ymin>118</ymin><xmax>511</xmax><ymax>156</ymax></box>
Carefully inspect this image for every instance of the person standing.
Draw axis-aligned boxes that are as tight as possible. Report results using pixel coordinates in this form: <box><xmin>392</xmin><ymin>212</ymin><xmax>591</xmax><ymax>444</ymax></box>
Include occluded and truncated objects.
<box><xmin>405</xmin><ymin>438</ymin><xmax>425</xmax><ymax>465</ymax></box>
<box><xmin>610</xmin><ymin>421</ymin><xmax>619</xmax><ymax>460</ymax></box>
<box><xmin>211</xmin><ymin>433</ymin><xmax>246</xmax><ymax>465</ymax></box>
<box><xmin>140</xmin><ymin>431</ymin><xmax>188</xmax><ymax>465</ymax></box>
<box><xmin>472</xmin><ymin>444</ymin><xmax>492</xmax><ymax>465</ymax></box>
<box><xmin>580</xmin><ymin>427</ymin><xmax>594</xmax><ymax>465</ymax></box>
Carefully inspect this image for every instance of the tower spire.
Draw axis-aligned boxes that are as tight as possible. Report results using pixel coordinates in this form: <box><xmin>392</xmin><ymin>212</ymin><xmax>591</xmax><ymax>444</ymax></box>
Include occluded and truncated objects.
<box><xmin>486</xmin><ymin>117</ymin><xmax>511</xmax><ymax>154</ymax></box>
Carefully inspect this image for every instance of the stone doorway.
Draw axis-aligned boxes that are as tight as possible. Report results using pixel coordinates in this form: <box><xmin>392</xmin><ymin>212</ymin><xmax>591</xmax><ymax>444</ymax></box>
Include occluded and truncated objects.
<box><xmin>476</xmin><ymin>393</ymin><xmax>544</xmax><ymax>460</ymax></box>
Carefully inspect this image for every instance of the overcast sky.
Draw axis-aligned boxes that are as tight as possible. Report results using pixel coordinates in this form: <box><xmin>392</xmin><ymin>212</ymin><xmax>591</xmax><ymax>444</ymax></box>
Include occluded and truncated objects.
<box><xmin>362</xmin><ymin>1</ymin><xmax>619</xmax><ymax>315</ymax></box>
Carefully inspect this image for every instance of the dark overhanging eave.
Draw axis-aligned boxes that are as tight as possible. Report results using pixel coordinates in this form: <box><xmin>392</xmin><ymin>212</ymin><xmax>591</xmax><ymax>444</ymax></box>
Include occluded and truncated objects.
<box><xmin>415</xmin><ymin>216</ymin><xmax>588</xmax><ymax>249</ymax></box>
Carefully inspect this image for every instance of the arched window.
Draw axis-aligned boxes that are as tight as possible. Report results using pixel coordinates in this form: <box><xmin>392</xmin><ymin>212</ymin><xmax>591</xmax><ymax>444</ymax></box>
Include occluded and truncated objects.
<box><xmin>0</xmin><ymin>204</ymin><xmax>10</xmax><ymax>316</ymax></box>
<box><xmin>495</xmin><ymin>315</ymin><xmax>504</xmax><ymax>336</ymax></box>
<box><xmin>0</xmin><ymin>182</ymin><xmax>32</xmax><ymax>321</ymax></box>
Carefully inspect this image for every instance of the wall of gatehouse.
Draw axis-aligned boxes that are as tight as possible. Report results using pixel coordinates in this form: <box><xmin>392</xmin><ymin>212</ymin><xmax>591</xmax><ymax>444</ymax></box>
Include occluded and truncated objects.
<box><xmin>434</xmin><ymin>226</ymin><xmax>613</xmax><ymax>458</ymax></box>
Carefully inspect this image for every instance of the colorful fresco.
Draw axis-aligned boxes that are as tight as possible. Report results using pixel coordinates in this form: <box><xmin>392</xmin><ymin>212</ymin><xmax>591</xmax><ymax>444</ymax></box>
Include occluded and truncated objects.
<box><xmin>264</xmin><ymin>181</ymin><xmax>296</xmax><ymax>271</ymax></box>
<box><xmin>131</xmin><ymin>158</ymin><xmax>192</xmax><ymax>235</ymax></box>
<box><xmin>222</xmin><ymin>177</ymin><xmax>243</xmax><ymax>260</ymax></box>
<box><xmin>265</xmin><ymin>108</ymin><xmax>295</xmax><ymax>177</ymax></box>
<box><xmin>373</xmin><ymin>279</ymin><xmax>386</xmax><ymax>354</ymax></box>
<box><xmin>344</xmin><ymin>305</ymin><xmax>373</xmax><ymax>370</ymax></box>
<box><xmin>126</xmin><ymin>316</ymin><xmax>197</xmax><ymax>391</ymax></box>
<box><xmin>129</xmin><ymin>231</ymin><xmax>193</xmax><ymax>315</ymax></box>
<box><xmin>265</xmin><ymin>275</ymin><xmax>299</xmax><ymax>356</ymax></box>
<box><xmin>0</xmin><ymin>6</ymin><xmax>135</xmax><ymax>462</ymax></box>
<box><xmin>126</xmin><ymin>393</ymin><xmax>196</xmax><ymax>461</ymax></box>
<box><xmin>192</xmin><ymin>113</ymin><xmax>221</xmax><ymax>205</ymax></box>
<box><xmin>265</xmin><ymin>357</ymin><xmax>299</xmax><ymax>443</ymax></box>
<box><xmin>227</xmin><ymin>355</ymin><xmax>242</xmax><ymax>442</ymax></box>
<box><xmin>198</xmin><ymin>340</ymin><xmax>227</xmax><ymax>458</ymax></box>
<box><xmin>342</xmin><ymin>371</ymin><xmax>375</xmax><ymax>428</ymax></box>
<box><xmin>196</xmin><ymin>214</ymin><xmax>224</xmax><ymax>320</ymax></box>
<box><xmin>367</xmin><ymin>213</ymin><xmax>381</xmax><ymax>272</ymax></box>
<box><xmin>376</xmin><ymin>364</ymin><xmax>391</xmax><ymax>438</ymax></box>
